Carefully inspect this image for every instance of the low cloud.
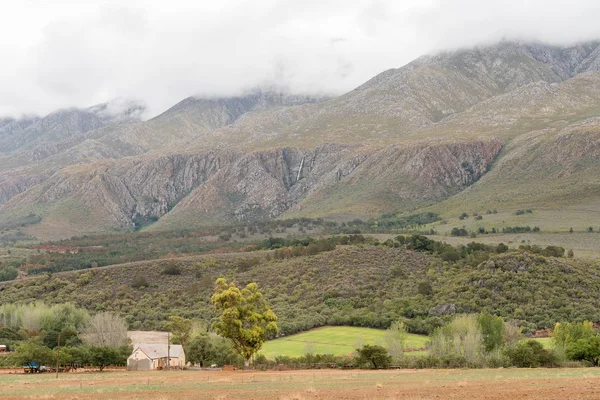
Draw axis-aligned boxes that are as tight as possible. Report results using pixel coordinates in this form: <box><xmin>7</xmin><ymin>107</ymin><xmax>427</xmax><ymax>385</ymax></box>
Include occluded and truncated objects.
<box><xmin>1</xmin><ymin>0</ymin><xmax>600</xmax><ymax>118</ymax></box>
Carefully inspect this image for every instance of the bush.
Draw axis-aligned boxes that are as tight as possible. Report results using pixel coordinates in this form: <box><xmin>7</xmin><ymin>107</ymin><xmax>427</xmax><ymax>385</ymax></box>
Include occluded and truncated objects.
<box><xmin>504</xmin><ymin>340</ymin><xmax>556</xmax><ymax>367</ymax></box>
<box><xmin>162</xmin><ymin>262</ymin><xmax>182</xmax><ymax>275</ymax></box>
<box><xmin>451</xmin><ymin>228</ymin><xmax>469</xmax><ymax>237</ymax></box>
<box><xmin>496</xmin><ymin>243</ymin><xmax>509</xmax><ymax>253</ymax></box>
<box><xmin>131</xmin><ymin>276</ymin><xmax>149</xmax><ymax>289</ymax></box>
<box><xmin>0</xmin><ymin>267</ymin><xmax>18</xmax><ymax>282</ymax></box>
<box><xmin>417</xmin><ymin>281</ymin><xmax>433</xmax><ymax>296</ymax></box>
<box><xmin>441</xmin><ymin>249</ymin><xmax>460</xmax><ymax>262</ymax></box>
<box><xmin>355</xmin><ymin>345</ymin><xmax>391</xmax><ymax>369</ymax></box>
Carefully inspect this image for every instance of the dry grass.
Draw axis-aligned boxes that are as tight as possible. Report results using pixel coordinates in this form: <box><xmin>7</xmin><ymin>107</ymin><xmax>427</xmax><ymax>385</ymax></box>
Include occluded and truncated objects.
<box><xmin>1</xmin><ymin>368</ymin><xmax>600</xmax><ymax>399</ymax></box>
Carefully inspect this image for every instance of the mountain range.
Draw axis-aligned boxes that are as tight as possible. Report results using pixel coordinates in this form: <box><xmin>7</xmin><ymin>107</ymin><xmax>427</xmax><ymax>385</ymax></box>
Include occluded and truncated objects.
<box><xmin>2</xmin><ymin>40</ymin><xmax>600</xmax><ymax>239</ymax></box>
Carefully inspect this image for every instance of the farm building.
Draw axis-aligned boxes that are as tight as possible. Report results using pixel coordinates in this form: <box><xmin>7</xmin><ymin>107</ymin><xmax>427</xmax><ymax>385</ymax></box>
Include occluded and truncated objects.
<box><xmin>0</xmin><ymin>345</ymin><xmax>6</xmax><ymax>352</ymax></box>
<box><xmin>127</xmin><ymin>344</ymin><xmax>186</xmax><ymax>371</ymax></box>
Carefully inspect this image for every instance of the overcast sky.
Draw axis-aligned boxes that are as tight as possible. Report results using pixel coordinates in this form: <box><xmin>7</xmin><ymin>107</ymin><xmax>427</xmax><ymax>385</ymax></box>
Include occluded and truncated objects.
<box><xmin>2</xmin><ymin>0</ymin><xmax>600</xmax><ymax>118</ymax></box>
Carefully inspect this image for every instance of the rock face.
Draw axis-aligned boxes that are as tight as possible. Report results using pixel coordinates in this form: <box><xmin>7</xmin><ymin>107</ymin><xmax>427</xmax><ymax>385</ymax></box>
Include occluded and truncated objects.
<box><xmin>2</xmin><ymin>138</ymin><xmax>502</xmax><ymax>233</ymax></box>
<box><xmin>2</xmin><ymin>40</ymin><xmax>600</xmax><ymax>237</ymax></box>
<box><xmin>428</xmin><ymin>303</ymin><xmax>457</xmax><ymax>316</ymax></box>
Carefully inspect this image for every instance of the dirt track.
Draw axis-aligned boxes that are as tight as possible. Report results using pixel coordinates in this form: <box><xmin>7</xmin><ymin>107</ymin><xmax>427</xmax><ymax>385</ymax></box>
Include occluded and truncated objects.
<box><xmin>1</xmin><ymin>368</ymin><xmax>600</xmax><ymax>399</ymax></box>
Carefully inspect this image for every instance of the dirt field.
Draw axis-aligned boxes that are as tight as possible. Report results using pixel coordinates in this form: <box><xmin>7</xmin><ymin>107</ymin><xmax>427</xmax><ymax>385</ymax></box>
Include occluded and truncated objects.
<box><xmin>128</xmin><ymin>330</ymin><xmax>169</xmax><ymax>345</ymax></box>
<box><xmin>1</xmin><ymin>368</ymin><xmax>600</xmax><ymax>399</ymax></box>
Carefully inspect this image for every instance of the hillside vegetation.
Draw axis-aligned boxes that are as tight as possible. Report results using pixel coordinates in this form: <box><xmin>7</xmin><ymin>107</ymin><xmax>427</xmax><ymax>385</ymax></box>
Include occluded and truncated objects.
<box><xmin>1</xmin><ymin>237</ymin><xmax>599</xmax><ymax>335</ymax></box>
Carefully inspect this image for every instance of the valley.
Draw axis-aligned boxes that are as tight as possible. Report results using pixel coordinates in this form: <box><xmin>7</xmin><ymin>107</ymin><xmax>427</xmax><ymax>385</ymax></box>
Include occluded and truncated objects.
<box><xmin>2</xmin><ymin>40</ymin><xmax>600</xmax><ymax>395</ymax></box>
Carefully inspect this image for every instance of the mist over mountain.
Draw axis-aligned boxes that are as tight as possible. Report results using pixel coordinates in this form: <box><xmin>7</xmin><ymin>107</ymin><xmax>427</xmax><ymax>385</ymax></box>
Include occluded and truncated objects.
<box><xmin>2</xmin><ymin>40</ymin><xmax>600</xmax><ymax>239</ymax></box>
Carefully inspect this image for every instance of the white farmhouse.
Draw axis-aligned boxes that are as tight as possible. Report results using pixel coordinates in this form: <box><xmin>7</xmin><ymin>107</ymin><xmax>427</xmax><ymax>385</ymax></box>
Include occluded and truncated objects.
<box><xmin>127</xmin><ymin>344</ymin><xmax>186</xmax><ymax>371</ymax></box>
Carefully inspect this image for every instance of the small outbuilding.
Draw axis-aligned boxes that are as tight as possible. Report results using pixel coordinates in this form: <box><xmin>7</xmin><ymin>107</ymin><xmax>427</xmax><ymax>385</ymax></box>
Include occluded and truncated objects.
<box><xmin>127</xmin><ymin>344</ymin><xmax>186</xmax><ymax>371</ymax></box>
<box><xmin>0</xmin><ymin>345</ymin><xmax>7</xmax><ymax>352</ymax></box>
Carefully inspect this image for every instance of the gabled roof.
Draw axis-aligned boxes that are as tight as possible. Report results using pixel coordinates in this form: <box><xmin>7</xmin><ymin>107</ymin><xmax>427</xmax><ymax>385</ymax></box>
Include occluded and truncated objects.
<box><xmin>131</xmin><ymin>344</ymin><xmax>184</xmax><ymax>359</ymax></box>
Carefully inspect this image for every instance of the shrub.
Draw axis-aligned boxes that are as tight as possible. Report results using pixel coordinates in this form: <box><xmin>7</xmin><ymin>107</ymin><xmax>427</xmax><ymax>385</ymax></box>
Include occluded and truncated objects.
<box><xmin>504</xmin><ymin>340</ymin><xmax>556</xmax><ymax>367</ymax></box>
<box><xmin>355</xmin><ymin>345</ymin><xmax>391</xmax><ymax>369</ymax></box>
<box><xmin>451</xmin><ymin>228</ymin><xmax>469</xmax><ymax>237</ymax></box>
<box><xmin>417</xmin><ymin>281</ymin><xmax>433</xmax><ymax>296</ymax></box>
<box><xmin>131</xmin><ymin>276</ymin><xmax>149</xmax><ymax>289</ymax></box>
<box><xmin>162</xmin><ymin>262</ymin><xmax>182</xmax><ymax>275</ymax></box>
<box><xmin>496</xmin><ymin>243</ymin><xmax>509</xmax><ymax>253</ymax></box>
<box><xmin>441</xmin><ymin>249</ymin><xmax>460</xmax><ymax>262</ymax></box>
<box><xmin>0</xmin><ymin>267</ymin><xmax>18</xmax><ymax>282</ymax></box>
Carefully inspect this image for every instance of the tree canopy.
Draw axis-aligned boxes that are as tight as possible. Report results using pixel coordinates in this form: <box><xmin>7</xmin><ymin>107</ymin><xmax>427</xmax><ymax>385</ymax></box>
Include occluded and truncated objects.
<box><xmin>211</xmin><ymin>278</ymin><xmax>278</xmax><ymax>367</ymax></box>
<box><xmin>165</xmin><ymin>316</ymin><xmax>193</xmax><ymax>347</ymax></box>
<box><xmin>355</xmin><ymin>344</ymin><xmax>392</xmax><ymax>369</ymax></box>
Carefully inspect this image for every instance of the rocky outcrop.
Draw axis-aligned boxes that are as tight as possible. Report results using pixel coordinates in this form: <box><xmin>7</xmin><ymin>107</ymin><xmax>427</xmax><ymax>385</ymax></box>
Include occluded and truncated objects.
<box><xmin>1</xmin><ymin>137</ymin><xmax>502</xmax><ymax>234</ymax></box>
<box><xmin>428</xmin><ymin>303</ymin><xmax>457</xmax><ymax>316</ymax></box>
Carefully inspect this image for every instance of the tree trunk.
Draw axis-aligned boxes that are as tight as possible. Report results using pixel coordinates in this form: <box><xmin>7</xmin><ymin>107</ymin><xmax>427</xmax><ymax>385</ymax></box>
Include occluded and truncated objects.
<box><xmin>244</xmin><ymin>358</ymin><xmax>250</xmax><ymax>369</ymax></box>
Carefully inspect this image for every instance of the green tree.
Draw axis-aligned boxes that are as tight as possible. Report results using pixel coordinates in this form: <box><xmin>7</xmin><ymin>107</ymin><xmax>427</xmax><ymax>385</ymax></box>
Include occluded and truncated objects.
<box><xmin>61</xmin><ymin>346</ymin><xmax>91</xmax><ymax>367</ymax></box>
<box><xmin>566</xmin><ymin>336</ymin><xmax>600</xmax><ymax>366</ymax></box>
<box><xmin>89</xmin><ymin>346</ymin><xmax>127</xmax><ymax>371</ymax></box>
<box><xmin>355</xmin><ymin>344</ymin><xmax>392</xmax><ymax>369</ymax></box>
<box><xmin>552</xmin><ymin>321</ymin><xmax>595</xmax><ymax>347</ymax></box>
<box><xmin>44</xmin><ymin>303</ymin><xmax>90</xmax><ymax>332</ymax></box>
<box><xmin>478</xmin><ymin>312</ymin><xmax>505</xmax><ymax>352</ymax></box>
<box><xmin>211</xmin><ymin>278</ymin><xmax>278</xmax><ymax>368</ymax></box>
<box><xmin>408</xmin><ymin>235</ymin><xmax>434</xmax><ymax>252</ymax></box>
<box><xmin>165</xmin><ymin>316</ymin><xmax>193</xmax><ymax>347</ymax></box>
<box><xmin>43</xmin><ymin>327</ymin><xmax>81</xmax><ymax>349</ymax></box>
<box><xmin>186</xmin><ymin>334</ymin><xmax>215</xmax><ymax>367</ymax></box>
<box><xmin>11</xmin><ymin>341</ymin><xmax>55</xmax><ymax>367</ymax></box>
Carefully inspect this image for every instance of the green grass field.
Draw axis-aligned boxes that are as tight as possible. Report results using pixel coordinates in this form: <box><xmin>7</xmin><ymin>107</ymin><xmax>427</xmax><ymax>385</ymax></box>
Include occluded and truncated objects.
<box><xmin>260</xmin><ymin>326</ymin><xmax>428</xmax><ymax>358</ymax></box>
<box><xmin>260</xmin><ymin>326</ymin><xmax>555</xmax><ymax>359</ymax></box>
<box><xmin>536</xmin><ymin>337</ymin><xmax>553</xmax><ymax>349</ymax></box>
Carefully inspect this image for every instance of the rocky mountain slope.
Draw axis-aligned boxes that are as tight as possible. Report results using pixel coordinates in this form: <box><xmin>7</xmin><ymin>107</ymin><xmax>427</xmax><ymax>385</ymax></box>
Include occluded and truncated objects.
<box><xmin>2</xmin><ymin>40</ymin><xmax>600</xmax><ymax>238</ymax></box>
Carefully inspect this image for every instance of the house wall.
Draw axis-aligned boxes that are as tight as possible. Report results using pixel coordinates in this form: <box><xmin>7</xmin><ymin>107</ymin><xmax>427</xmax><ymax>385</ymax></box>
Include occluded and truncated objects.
<box><xmin>127</xmin><ymin>347</ymin><xmax>187</xmax><ymax>370</ymax></box>
<box><xmin>127</xmin><ymin>349</ymin><xmax>152</xmax><ymax>371</ymax></box>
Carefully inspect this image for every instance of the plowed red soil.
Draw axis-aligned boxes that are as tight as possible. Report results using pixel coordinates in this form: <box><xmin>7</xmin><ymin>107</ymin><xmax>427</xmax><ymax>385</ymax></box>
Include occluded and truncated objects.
<box><xmin>1</xmin><ymin>368</ymin><xmax>600</xmax><ymax>399</ymax></box>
